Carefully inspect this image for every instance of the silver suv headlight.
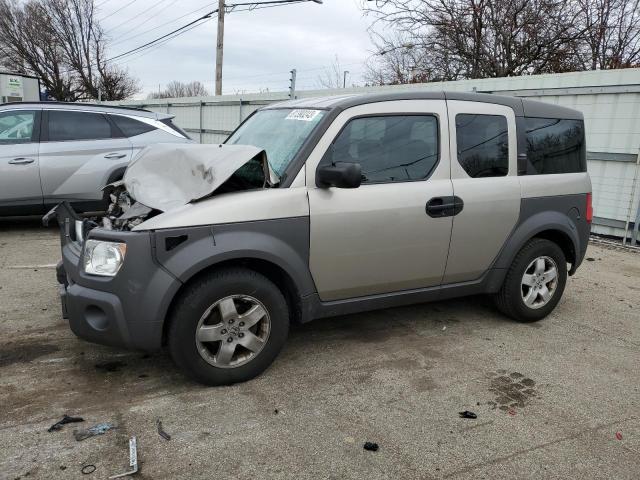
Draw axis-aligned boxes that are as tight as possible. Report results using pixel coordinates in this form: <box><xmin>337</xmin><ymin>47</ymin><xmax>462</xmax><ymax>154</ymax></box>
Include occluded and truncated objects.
<box><xmin>83</xmin><ymin>240</ymin><xmax>127</xmax><ymax>277</ymax></box>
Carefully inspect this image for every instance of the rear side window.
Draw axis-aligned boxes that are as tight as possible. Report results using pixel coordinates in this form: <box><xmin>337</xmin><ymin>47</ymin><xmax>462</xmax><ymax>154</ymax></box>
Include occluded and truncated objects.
<box><xmin>524</xmin><ymin>118</ymin><xmax>586</xmax><ymax>174</ymax></box>
<box><xmin>456</xmin><ymin>114</ymin><xmax>508</xmax><ymax>177</ymax></box>
<box><xmin>327</xmin><ymin>115</ymin><xmax>439</xmax><ymax>183</ymax></box>
<box><xmin>111</xmin><ymin>115</ymin><xmax>155</xmax><ymax>137</ymax></box>
<box><xmin>48</xmin><ymin>111</ymin><xmax>112</xmax><ymax>141</ymax></box>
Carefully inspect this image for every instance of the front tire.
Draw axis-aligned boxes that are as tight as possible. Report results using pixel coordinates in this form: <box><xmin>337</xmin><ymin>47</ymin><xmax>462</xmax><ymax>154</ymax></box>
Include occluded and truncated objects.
<box><xmin>494</xmin><ymin>238</ymin><xmax>567</xmax><ymax>322</ymax></box>
<box><xmin>168</xmin><ymin>268</ymin><xmax>289</xmax><ymax>386</ymax></box>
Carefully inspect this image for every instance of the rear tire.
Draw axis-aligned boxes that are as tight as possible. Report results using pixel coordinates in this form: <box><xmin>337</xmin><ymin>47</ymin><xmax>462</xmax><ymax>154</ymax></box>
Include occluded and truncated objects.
<box><xmin>168</xmin><ymin>268</ymin><xmax>289</xmax><ymax>386</ymax></box>
<box><xmin>494</xmin><ymin>238</ymin><xmax>567</xmax><ymax>322</ymax></box>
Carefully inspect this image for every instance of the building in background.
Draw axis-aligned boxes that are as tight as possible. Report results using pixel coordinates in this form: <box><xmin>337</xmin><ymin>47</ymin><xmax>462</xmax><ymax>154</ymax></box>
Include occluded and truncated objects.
<box><xmin>0</xmin><ymin>72</ymin><xmax>41</xmax><ymax>103</ymax></box>
<box><xmin>109</xmin><ymin>68</ymin><xmax>640</xmax><ymax>244</ymax></box>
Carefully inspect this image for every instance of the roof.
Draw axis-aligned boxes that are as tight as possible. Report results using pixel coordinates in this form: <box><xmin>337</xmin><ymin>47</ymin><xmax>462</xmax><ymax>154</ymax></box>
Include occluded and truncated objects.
<box><xmin>0</xmin><ymin>101</ymin><xmax>171</xmax><ymax>120</ymax></box>
<box><xmin>265</xmin><ymin>91</ymin><xmax>583</xmax><ymax>120</ymax></box>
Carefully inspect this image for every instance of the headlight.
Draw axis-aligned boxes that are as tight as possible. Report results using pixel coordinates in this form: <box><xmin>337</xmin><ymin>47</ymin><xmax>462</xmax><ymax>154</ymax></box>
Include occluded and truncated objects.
<box><xmin>83</xmin><ymin>240</ymin><xmax>127</xmax><ymax>277</ymax></box>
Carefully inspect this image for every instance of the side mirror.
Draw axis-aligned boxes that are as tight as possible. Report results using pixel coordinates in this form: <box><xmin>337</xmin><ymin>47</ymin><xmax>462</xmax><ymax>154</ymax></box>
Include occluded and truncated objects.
<box><xmin>316</xmin><ymin>162</ymin><xmax>362</xmax><ymax>189</ymax></box>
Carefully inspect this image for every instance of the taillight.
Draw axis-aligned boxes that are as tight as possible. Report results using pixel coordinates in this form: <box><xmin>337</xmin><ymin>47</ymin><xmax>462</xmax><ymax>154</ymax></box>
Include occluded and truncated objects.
<box><xmin>586</xmin><ymin>192</ymin><xmax>593</xmax><ymax>223</ymax></box>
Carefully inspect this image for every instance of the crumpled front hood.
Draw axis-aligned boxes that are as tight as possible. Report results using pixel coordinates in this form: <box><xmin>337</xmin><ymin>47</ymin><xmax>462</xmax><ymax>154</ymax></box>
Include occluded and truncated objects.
<box><xmin>123</xmin><ymin>143</ymin><xmax>277</xmax><ymax>212</ymax></box>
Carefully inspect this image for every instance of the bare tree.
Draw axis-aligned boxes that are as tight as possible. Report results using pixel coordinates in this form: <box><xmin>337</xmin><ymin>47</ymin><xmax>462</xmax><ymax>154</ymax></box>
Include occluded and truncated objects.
<box><xmin>576</xmin><ymin>0</ymin><xmax>640</xmax><ymax>69</ymax></box>
<box><xmin>317</xmin><ymin>55</ymin><xmax>347</xmax><ymax>89</ymax></box>
<box><xmin>148</xmin><ymin>81</ymin><xmax>210</xmax><ymax>99</ymax></box>
<box><xmin>0</xmin><ymin>0</ymin><xmax>139</xmax><ymax>101</ymax></box>
<box><xmin>362</xmin><ymin>0</ymin><xmax>584</xmax><ymax>84</ymax></box>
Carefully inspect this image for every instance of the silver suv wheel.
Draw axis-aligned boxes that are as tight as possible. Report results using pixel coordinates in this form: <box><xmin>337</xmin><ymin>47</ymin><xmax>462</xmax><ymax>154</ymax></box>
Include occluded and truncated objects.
<box><xmin>521</xmin><ymin>256</ymin><xmax>558</xmax><ymax>309</ymax></box>
<box><xmin>195</xmin><ymin>295</ymin><xmax>271</xmax><ymax>368</ymax></box>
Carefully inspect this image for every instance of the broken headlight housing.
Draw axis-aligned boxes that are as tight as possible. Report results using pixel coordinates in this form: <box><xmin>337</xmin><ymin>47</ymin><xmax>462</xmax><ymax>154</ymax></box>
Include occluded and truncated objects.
<box><xmin>82</xmin><ymin>240</ymin><xmax>127</xmax><ymax>277</ymax></box>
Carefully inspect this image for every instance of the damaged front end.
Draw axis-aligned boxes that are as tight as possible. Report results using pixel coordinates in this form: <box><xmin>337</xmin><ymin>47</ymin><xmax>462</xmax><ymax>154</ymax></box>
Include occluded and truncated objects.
<box><xmin>102</xmin><ymin>181</ymin><xmax>155</xmax><ymax>231</ymax></box>
<box><xmin>46</xmin><ymin>143</ymin><xmax>278</xmax><ymax>234</ymax></box>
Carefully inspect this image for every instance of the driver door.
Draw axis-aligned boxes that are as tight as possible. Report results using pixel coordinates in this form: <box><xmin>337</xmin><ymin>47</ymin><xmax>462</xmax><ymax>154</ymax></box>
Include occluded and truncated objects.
<box><xmin>307</xmin><ymin>100</ymin><xmax>454</xmax><ymax>301</ymax></box>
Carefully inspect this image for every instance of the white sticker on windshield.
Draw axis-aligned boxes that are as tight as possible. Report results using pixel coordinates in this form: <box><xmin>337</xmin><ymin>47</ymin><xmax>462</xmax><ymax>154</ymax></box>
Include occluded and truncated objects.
<box><xmin>285</xmin><ymin>109</ymin><xmax>322</xmax><ymax>122</ymax></box>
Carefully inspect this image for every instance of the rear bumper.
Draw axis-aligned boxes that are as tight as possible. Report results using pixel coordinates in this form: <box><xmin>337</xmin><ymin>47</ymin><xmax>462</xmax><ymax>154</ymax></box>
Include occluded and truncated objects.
<box><xmin>50</xmin><ymin>203</ymin><xmax>182</xmax><ymax>351</ymax></box>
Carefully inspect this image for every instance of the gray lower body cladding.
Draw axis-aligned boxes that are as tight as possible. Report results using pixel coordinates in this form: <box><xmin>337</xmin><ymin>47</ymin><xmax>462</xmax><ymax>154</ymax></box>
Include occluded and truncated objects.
<box><xmin>56</xmin><ymin>194</ymin><xmax>588</xmax><ymax>351</ymax></box>
<box><xmin>58</xmin><ymin>216</ymin><xmax>312</xmax><ymax>351</ymax></box>
<box><xmin>59</xmin><ymin>229</ymin><xmax>181</xmax><ymax>351</ymax></box>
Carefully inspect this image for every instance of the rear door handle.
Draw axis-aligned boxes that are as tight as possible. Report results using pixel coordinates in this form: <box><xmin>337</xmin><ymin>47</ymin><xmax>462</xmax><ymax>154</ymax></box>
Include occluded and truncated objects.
<box><xmin>426</xmin><ymin>196</ymin><xmax>464</xmax><ymax>217</ymax></box>
<box><xmin>104</xmin><ymin>153</ymin><xmax>127</xmax><ymax>159</ymax></box>
<box><xmin>8</xmin><ymin>157</ymin><xmax>35</xmax><ymax>165</ymax></box>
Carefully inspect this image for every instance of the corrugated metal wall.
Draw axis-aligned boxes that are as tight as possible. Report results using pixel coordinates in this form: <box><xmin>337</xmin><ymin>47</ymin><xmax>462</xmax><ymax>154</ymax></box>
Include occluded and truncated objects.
<box><xmin>110</xmin><ymin>68</ymin><xmax>640</xmax><ymax>243</ymax></box>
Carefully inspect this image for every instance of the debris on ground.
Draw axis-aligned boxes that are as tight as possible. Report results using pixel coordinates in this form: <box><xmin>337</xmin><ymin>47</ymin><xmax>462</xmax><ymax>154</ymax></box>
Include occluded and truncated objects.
<box><xmin>74</xmin><ymin>422</ymin><xmax>115</xmax><ymax>441</ymax></box>
<box><xmin>586</xmin><ymin>257</ymin><xmax>595</xmax><ymax>261</ymax></box>
<box><xmin>94</xmin><ymin>361</ymin><xmax>127</xmax><ymax>373</ymax></box>
<box><xmin>616</xmin><ymin>432</ymin><xmax>623</xmax><ymax>440</ymax></box>
<box><xmin>458</xmin><ymin>411</ymin><xmax>477</xmax><ymax>419</ymax></box>
<box><xmin>508</xmin><ymin>408</ymin><xmax>517</xmax><ymax>416</ymax></box>
<box><xmin>48</xmin><ymin>414</ymin><xmax>84</xmax><ymax>432</ymax></box>
<box><xmin>109</xmin><ymin>436</ymin><xmax>138</xmax><ymax>479</ymax></box>
<box><xmin>81</xmin><ymin>464</ymin><xmax>96</xmax><ymax>475</ymax></box>
<box><xmin>274</xmin><ymin>409</ymin><xmax>279</xmax><ymax>415</ymax></box>
<box><xmin>363</xmin><ymin>442</ymin><xmax>379</xmax><ymax>452</ymax></box>
<box><xmin>156</xmin><ymin>419</ymin><xmax>171</xmax><ymax>441</ymax></box>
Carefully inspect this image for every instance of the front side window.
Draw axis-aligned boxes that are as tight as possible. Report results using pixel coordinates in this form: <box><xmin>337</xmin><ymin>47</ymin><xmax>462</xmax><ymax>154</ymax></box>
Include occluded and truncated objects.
<box><xmin>48</xmin><ymin>111</ymin><xmax>112</xmax><ymax>141</ymax></box>
<box><xmin>325</xmin><ymin>115</ymin><xmax>439</xmax><ymax>183</ymax></box>
<box><xmin>226</xmin><ymin>108</ymin><xmax>326</xmax><ymax>177</ymax></box>
<box><xmin>456</xmin><ymin>114</ymin><xmax>508</xmax><ymax>178</ymax></box>
<box><xmin>0</xmin><ymin>110</ymin><xmax>35</xmax><ymax>143</ymax></box>
<box><xmin>524</xmin><ymin>118</ymin><xmax>586</xmax><ymax>174</ymax></box>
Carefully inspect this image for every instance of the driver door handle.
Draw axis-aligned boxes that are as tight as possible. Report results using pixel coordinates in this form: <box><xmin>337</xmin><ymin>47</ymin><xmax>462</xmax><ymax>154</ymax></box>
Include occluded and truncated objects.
<box><xmin>8</xmin><ymin>157</ymin><xmax>35</xmax><ymax>165</ymax></box>
<box><xmin>104</xmin><ymin>153</ymin><xmax>127</xmax><ymax>159</ymax></box>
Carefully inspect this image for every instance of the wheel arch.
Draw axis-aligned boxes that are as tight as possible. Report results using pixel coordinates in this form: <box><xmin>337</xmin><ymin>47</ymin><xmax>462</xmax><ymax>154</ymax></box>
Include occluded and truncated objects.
<box><xmin>161</xmin><ymin>256</ymin><xmax>304</xmax><ymax>347</ymax></box>
<box><xmin>493</xmin><ymin>210</ymin><xmax>581</xmax><ymax>276</ymax></box>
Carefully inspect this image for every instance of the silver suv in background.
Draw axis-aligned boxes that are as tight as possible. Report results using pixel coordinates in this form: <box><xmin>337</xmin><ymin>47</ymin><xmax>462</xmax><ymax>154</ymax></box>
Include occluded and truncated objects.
<box><xmin>0</xmin><ymin>102</ymin><xmax>192</xmax><ymax>216</ymax></box>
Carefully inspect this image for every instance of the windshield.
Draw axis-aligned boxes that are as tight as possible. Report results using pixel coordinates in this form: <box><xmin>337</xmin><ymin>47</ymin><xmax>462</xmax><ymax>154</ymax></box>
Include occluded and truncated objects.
<box><xmin>226</xmin><ymin>108</ymin><xmax>326</xmax><ymax>177</ymax></box>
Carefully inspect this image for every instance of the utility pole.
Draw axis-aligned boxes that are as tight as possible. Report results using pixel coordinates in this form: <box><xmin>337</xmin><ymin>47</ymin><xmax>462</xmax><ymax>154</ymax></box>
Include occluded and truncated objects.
<box><xmin>343</xmin><ymin>70</ymin><xmax>349</xmax><ymax>88</ymax></box>
<box><xmin>289</xmin><ymin>69</ymin><xmax>297</xmax><ymax>99</ymax></box>
<box><xmin>214</xmin><ymin>1</ymin><xmax>322</xmax><ymax>95</ymax></box>
<box><xmin>215</xmin><ymin>0</ymin><xmax>225</xmax><ymax>96</ymax></box>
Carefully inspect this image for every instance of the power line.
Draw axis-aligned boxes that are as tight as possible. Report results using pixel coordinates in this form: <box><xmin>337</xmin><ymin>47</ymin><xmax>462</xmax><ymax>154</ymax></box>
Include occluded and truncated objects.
<box><xmin>104</xmin><ymin>0</ymin><xmax>174</xmax><ymax>34</ymax></box>
<box><xmin>114</xmin><ymin>20</ymin><xmax>212</xmax><ymax>66</ymax></box>
<box><xmin>110</xmin><ymin>1</ymin><xmax>216</xmax><ymax>47</ymax></box>
<box><xmin>109</xmin><ymin>10</ymin><xmax>217</xmax><ymax>62</ymax></box>
<box><xmin>99</xmin><ymin>0</ymin><xmax>138</xmax><ymax>22</ymax></box>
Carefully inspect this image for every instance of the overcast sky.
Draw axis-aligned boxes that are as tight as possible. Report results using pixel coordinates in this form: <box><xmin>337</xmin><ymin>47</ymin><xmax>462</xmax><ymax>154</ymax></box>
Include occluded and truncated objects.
<box><xmin>97</xmin><ymin>0</ymin><xmax>374</xmax><ymax>98</ymax></box>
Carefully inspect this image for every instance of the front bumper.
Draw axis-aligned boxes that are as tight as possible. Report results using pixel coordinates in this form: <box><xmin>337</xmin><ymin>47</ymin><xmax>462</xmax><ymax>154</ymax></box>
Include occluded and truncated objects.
<box><xmin>48</xmin><ymin>203</ymin><xmax>182</xmax><ymax>351</ymax></box>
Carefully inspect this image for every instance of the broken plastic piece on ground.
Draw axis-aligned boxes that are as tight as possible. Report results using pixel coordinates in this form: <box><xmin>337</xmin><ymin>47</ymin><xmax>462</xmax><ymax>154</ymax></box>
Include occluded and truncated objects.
<box><xmin>109</xmin><ymin>436</ymin><xmax>138</xmax><ymax>479</ymax></box>
<box><xmin>586</xmin><ymin>257</ymin><xmax>595</xmax><ymax>261</ymax></box>
<box><xmin>48</xmin><ymin>414</ymin><xmax>84</xmax><ymax>432</ymax></box>
<box><xmin>95</xmin><ymin>361</ymin><xmax>126</xmax><ymax>373</ymax></box>
<box><xmin>74</xmin><ymin>422</ymin><xmax>115</xmax><ymax>441</ymax></box>
<box><xmin>156</xmin><ymin>419</ymin><xmax>171</xmax><ymax>441</ymax></box>
<box><xmin>363</xmin><ymin>442</ymin><xmax>379</xmax><ymax>451</ymax></box>
<box><xmin>81</xmin><ymin>465</ymin><xmax>96</xmax><ymax>475</ymax></box>
<box><xmin>458</xmin><ymin>411</ymin><xmax>477</xmax><ymax>419</ymax></box>
<box><xmin>616</xmin><ymin>431</ymin><xmax>623</xmax><ymax>440</ymax></box>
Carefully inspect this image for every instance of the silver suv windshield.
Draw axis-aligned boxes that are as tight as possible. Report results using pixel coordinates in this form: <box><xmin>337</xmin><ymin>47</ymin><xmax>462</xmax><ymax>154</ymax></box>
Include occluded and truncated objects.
<box><xmin>226</xmin><ymin>108</ymin><xmax>326</xmax><ymax>177</ymax></box>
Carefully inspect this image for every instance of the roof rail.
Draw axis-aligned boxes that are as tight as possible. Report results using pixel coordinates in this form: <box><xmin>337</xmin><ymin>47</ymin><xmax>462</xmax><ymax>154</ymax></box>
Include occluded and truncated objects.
<box><xmin>0</xmin><ymin>101</ymin><xmax>150</xmax><ymax>113</ymax></box>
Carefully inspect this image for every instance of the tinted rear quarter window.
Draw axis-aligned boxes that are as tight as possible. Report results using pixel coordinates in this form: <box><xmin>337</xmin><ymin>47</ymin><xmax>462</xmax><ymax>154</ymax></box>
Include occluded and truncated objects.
<box><xmin>456</xmin><ymin>114</ymin><xmax>509</xmax><ymax>178</ymax></box>
<box><xmin>111</xmin><ymin>115</ymin><xmax>155</xmax><ymax>137</ymax></box>
<box><xmin>524</xmin><ymin>118</ymin><xmax>586</xmax><ymax>174</ymax></box>
<box><xmin>328</xmin><ymin>115</ymin><xmax>439</xmax><ymax>183</ymax></box>
<box><xmin>48</xmin><ymin>111</ymin><xmax>112</xmax><ymax>141</ymax></box>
